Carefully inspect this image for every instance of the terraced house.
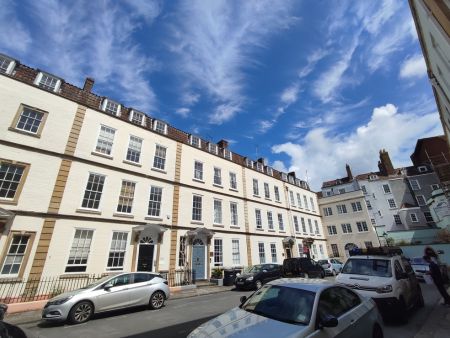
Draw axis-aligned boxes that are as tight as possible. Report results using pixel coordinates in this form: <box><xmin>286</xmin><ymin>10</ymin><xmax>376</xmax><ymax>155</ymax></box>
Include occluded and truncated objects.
<box><xmin>0</xmin><ymin>53</ymin><xmax>327</xmax><ymax>283</ymax></box>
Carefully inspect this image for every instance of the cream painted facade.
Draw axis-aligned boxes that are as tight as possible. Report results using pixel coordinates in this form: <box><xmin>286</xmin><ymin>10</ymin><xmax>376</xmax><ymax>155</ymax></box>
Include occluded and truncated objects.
<box><xmin>0</xmin><ymin>57</ymin><xmax>328</xmax><ymax>282</ymax></box>
<box><xmin>319</xmin><ymin>190</ymin><xmax>380</xmax><ymax>262</ymax></box>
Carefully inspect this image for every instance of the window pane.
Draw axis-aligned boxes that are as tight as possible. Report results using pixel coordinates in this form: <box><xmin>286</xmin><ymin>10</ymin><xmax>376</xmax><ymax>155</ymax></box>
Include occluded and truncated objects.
<box><xmin>65</xmin><ymin>230</ymin><xmax>94</xmax><ymax>272</ymax></box>
<box><xmin>0</xmin><ymin>163</ymin><xmax>24</xmax><ymax>200</ymax></box>
<box><xmin>153</xmin><ymin>145</ymin><xmax>167</xmax><ymax>170</ymax></box>
<box><xmin>148</xmin><ymin>186</ymin><xmax>162</xmax><ymax>217</ymax></box>
<box><xmin>81</xmin><ymin>173</ymin><xmax>105</xmax><ymax>209</ymax></box>
<box><xmin>16</xmin><ymin>107</ymin><xmax>44</xmax><ymax>134</ymax></box>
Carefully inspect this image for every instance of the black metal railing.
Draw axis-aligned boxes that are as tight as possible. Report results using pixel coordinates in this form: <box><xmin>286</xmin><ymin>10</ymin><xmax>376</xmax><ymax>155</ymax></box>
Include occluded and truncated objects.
<box><xmin>0</xmin><ymin>270</ymin><xmax>194</xmax><ymax>304</ymax></box>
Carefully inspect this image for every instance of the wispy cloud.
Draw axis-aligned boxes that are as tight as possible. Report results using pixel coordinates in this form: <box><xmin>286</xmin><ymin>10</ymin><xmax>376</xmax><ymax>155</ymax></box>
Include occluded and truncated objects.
<box><xmin>399</xmin><ymin>54</ymin><xmax>427</xmax><ymax>79</ymax></box>
<box><xmin>0</xmin><ymin>0</ymin><xmax>31</xmax><ymax>53</ymax></box>
<box><xmin>169</xmin><ymin>0</ymin><xmax>296</xmax><ymax>124</ymax></box>
<box><xmin>0</xmin><ymin>0</ymin><xmax>161</xmax><ymax>113</ymax></box>
<box><xmin>175</xmin><ymin>107</ymin><xmax>190</xmax><ymax>118</ymax></box>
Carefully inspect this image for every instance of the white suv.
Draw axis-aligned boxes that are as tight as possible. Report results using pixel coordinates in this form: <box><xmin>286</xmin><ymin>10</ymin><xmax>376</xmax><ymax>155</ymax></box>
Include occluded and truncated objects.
<box><xmin>336</xmin><ymin>248</ymin><xmax>424</xmax><ymax>323</ymax></box>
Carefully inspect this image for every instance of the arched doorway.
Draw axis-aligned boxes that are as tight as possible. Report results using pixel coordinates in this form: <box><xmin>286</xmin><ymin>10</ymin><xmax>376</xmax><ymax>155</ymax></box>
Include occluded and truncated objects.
<box><xmin>192</xmin><ymin>238</ymin><xmax>206</xmax><ymax>279</ymax></box>
<box><xmin>137</xmin><ymin>236</ymin><xmax>155</xmax><ymax>272</ymax></box>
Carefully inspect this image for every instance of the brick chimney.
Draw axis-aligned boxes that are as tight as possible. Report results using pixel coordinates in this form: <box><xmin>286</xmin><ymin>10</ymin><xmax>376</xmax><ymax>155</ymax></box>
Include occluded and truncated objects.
<box><xmin>257</xmin><ymin>158</ymin><xmax>267</xmax><ymax>166</ymax></box>
<box><xmin>345</xmin><ymin>164</ymin><xmax>353</xmax><ymax>180</ymax></box>
<box><xmin>217</xmin><ymin>139</ymin><xmax>228</xmax><ymax>149</ymax></box>
<box><xmin>83</xmin><ymin>77</ymin><xmax>95</xmax><ymax>92</ymax></box>
<box><xmin>378</xmin><ymin>149</ymin><xmax>395</xmax><ymax>175</ymax></box>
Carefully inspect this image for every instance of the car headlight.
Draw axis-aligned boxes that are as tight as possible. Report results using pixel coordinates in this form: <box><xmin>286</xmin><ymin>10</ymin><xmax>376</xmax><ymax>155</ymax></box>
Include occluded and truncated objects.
<box><xmin>376</xmin><ymin>285</ymin><xmax>393</xmax><ymax>294</ymax></box>
<box><xmin>48</xmin><ymin>296</ymin><xmax>73</xmax><ymax>305</ymax></box>
<box><xmin>246</xmin><ymin>276</ymin><xmax>254</xmax><ymax>281</ymax></box>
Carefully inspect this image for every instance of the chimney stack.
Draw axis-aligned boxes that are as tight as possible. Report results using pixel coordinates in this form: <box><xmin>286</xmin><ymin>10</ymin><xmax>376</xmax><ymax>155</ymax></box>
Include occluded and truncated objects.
<box><xmin>83</xmin><ymin>77</ymin><xmax>95</xmax><ymax>92</ymax></box>
<box><xmin>217</xmin><ymin>139</ymin><xmax>228</xmax><ymax>149</ymax></box>
<box><xmin>378</xmin><ymin>149</ymin><xmax>395</xmax><ymax>175</ymax></box>
<box><xmin>345</xmin><ymin>164</ymin><xmax>353</xmax><ymax>180</ymax></box>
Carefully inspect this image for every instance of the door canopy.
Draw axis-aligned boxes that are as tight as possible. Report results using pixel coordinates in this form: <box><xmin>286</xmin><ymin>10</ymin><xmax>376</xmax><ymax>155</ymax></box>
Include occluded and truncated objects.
<box><xmin>132</xmin><ymin>223</ymin><xmax>167</xmax><ymax>243</ymax></box>
<box><xmin>186</xmin><ymin>227</ymin><xmax>214</xmax><ymax>244</ymax></box>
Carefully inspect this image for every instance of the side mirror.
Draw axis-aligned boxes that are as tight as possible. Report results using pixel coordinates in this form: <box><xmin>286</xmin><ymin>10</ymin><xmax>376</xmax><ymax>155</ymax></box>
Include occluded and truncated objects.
<box><xmin>240</xmin><ymin>296</ymin><xmax>247</xmax><ymax>304</ymax></box>
<box><xmin>320</xmin><ymin>315</ymin><xmax>338</xmax><ymax>328</ymax></box>
<box><xmin>104</xmin><ymin>282</ymin><xmax>113</xmax><ymax>290</ymax></box>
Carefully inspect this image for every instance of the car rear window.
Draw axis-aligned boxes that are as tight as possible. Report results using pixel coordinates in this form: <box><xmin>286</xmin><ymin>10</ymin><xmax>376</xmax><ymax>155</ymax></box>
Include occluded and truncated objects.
<box><xmin>341</xmin><ymin>259</ymin><xmax>392</xmax><ymax>277</ymax></box>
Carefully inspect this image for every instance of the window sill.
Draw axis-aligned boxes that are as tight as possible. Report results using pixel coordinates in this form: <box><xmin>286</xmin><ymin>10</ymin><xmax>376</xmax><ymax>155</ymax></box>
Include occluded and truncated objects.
<box><xmin>229</xmin><ymin>188</ymin><xmax>239</xmax><ymax>192</ymax></box>
<box><xmin>192</xmin><ymin>178</ymin><xmax>205</xmax><ymax>184</ymax></box>
<box><xmin>8</xmin><ymin>127</ymin><xmax>41</xmax><ymax>138</ymax></box>
<box><xmin>0</xmin><ymin>277</ymin><xmax>22</xmax><ymax>283</ymax></box>
<box><xmin>60</xmin><ymin>273</ymin><xmax>89</xmax><ymax>279</ymax></box>
<box><xmin>0</xmin><ymin>199</ymin><xmax>18</xmax><ymax>205</ymax></box>
<box><xmin>151</xmin><ymin>167</ymin><xmax>167</xmax><ymax>174</ymax></box>
<box><xmin>279</xmin><ymin>231</ymin><xmax>286</xmax><ymax>234</ymax></box>
<box><xmin>191</xmin><ymin>221</ymin><xmax>204</xmax><ymax>225</ymax></box>
<box><xmin>230</xmin><ymin>226</ymin><xmax>240</xmax><ymax>229</ymax></box>
<box><xmin>255</xmin><ymin>228</ymin><xmax>264</xmax><ymax>231</ymax></box>
<box><xmin>213</xmin><ymin>184</ymin><xmax>223</xmax><ymax>188</ymax></box>
<box><xmin>113</xmin><ymin>213</ymin><xmax>134</xmax><ymax>219</ymax></box>
<box><xmin>275</xmin><ymin>200</ymin><xmax>282</xmax><ymax>204</ymax></box>
<box><xmin>145</xmin><ymin>216</ymin><xmax>163</xmax><ymax>221</ymax></box>
<box><xmin>265</xmin><ymin>198</ymin><xmax>272</xmax><ymax>201</ymax></box>
<box><xmin>253</xmin><ymin>195</ymin><xmax>261</xmax><ymax>198</ymax></box>
<box><xmin>123</xmin><ymin>160</ymin><xmax>142</xmax><ymax>167</ymax></box>
<box><xmin>76</xmin><ymin>208</ymin><xmax>102</xmax><ymax>215</ymax></box>
<box><xmin>268</xmin><ymin>229</ymin><xmax>276</xmax><ymax>232</ymax></box>
<box><xmin>91</xmin><ymin>151</ymin><xmax>113</xmax><ymax>160</ymax></box>
<box><xmin>213</xmin><ymin>224</ymin><xmax>224</xmax><ymax>228</ymax></box>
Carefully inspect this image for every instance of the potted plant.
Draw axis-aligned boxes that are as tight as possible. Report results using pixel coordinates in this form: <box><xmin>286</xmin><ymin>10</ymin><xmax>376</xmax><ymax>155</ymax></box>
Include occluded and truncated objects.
<box><xmin>210</xmin><ymin>268</ymin><xmax>223</xmax><ymax>286</ymax></box>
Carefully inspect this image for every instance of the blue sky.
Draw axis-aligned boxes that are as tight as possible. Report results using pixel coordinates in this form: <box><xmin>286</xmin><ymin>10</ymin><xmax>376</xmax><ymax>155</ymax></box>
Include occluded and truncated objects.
<box><xmin>0</xmin><ymin>0</ymin><xmax>443</xmax><ymax>190</ymax></box>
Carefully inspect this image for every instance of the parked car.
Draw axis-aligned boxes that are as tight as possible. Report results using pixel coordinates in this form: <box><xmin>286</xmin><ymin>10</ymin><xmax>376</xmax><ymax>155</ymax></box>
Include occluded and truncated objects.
<box><xmin>234</xmin><ymin>264</ymin><xmax>282</xmax><ymax>290</ymax></box>
<box><xmin>282</xmin><ymin>258</ymin><xmax>325</xmax><ymax>278</ymax></box>
<box><xmin>318</xmin><ymin>258</ymin><xmax>344</xmax><ymax>276</ymax></box>
<box><xmin>336</xmin><ymin>247</ymin><xmax>423</xmax><ymax>323</ymax></box>
<box><xmin>42</xmin><ymin>272</ymin><xmax>170</xmax><ymax>324</ymax></box>
<box><xmin>188</xmin><ymin>278</ymin><xmax>384</xmax><ymax>338</ymax></box>
<box><xmin>410</xmin><ymin>256</ymin><xmax>449</xmax><ymax>283</ymax></box>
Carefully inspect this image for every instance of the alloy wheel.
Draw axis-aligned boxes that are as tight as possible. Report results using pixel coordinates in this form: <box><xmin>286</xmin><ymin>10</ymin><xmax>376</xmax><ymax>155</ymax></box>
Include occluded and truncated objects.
<box><xmin>255</xmin><ymin>280</ymin><xmax>262</xmax><ymax>289</ymax></box>
<box><xmin>150</xmin><ymin>291</ymin><xmax>165</xmax><ymax>309</ymax></box>
<box><xmin>69</xmin><ymin>301</ymin><xmax>93</xmax><ymax>324</ymax></box>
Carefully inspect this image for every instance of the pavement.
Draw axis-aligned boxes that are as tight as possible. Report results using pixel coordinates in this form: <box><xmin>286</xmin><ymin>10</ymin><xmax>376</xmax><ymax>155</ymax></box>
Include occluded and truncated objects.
<box><xmin>4</xmin><ymin>284</ymin><xmax>234</xmax><ymax>326</ymax></box>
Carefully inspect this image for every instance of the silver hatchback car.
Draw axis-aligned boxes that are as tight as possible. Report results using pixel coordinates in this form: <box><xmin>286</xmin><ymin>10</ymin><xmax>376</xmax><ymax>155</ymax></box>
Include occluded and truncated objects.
<box><xmin>42</xmin><ymin>272</ymin><xmax>170</xmax><ymax>324</ymax></box>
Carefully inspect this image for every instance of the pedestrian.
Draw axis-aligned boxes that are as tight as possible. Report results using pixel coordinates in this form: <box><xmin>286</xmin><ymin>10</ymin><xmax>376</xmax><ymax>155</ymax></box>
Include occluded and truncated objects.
<box><xmin>423</xmin><ymin>255</ymin><xmax>450</xmax><ymax>306</ymax></box>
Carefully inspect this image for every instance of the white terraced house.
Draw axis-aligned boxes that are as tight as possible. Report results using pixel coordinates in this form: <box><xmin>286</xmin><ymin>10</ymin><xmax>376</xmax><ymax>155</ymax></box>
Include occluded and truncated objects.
<box><xmin>0</xmin><ymin>53</ymin><xmax>327</xmax><ymax>286</ymax></box>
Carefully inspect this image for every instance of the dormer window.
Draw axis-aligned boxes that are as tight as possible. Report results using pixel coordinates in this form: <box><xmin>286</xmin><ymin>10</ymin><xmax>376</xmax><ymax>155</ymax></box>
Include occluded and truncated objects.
<box><xmin>256</xmin><ymin>162</ymin><xmax>263</xmax><ymax>172</ymax></box>
<box><xmin>190</xmin><ymin>135</ymin><xmax>201</xmax><ymax>148</ymax></box>
<box><xmin>288</xmin><ymin>176</ymin><xmax>294</xmax><ymax>184</ymax></box>
<box><xmin>208</xmin><ymin>143</ymin><xmax>218</xmax><ymax>155</ymax></box>
<box><xmin>295</xmin><ymin>179</ymin><xmax>301</xmax><ymax>186</ymax></box>
<box><xmin>267</xmin><ymin>167</ymin><xmax>273</xmax><ymax>176</ymax></box>
<box><xmin>245</xmin><ymin>158</ymin><xmax>252</xmax><ymax>168</ymax></box>
<box><xmin>0</xmin><ymin>54</ymin><xmax>16</xmax><ymax>74</ymax></box>
<box><xmin>369</xmin><ymin>174</ymin><xmax>378</xmax><ymax>180</ymax></box>
<box><xmin>223</xmin><ymin>149</ymin><xmax>232</xmax><ymax>160</ymax></box>
<box><xmin>153</xmin><ymin>120</ymin><xmax>167</xmax><ymax>134</ymax></box>
<box><xmin>34</xmin><ymin>72</ymin><xmax>61</xmax><ymax>92</ymax></box>
<box><xmin>418</xmin><ymin>166</ymin><xmax>427</xmax><ymax>173</ymax></box>
<box><xmin>129</xmin><ymin>110</ymin><xmax>145</xmax><ymax>126</ymax></box>
<box><xmin>281</xmin><ymin>173</ymin><xmax>287</xmax><ymax>181</ymax></box>
<box><xmin>101</xmin><ymin>99</ymin><xmax>121</xmax><ymax>116</ymax></box>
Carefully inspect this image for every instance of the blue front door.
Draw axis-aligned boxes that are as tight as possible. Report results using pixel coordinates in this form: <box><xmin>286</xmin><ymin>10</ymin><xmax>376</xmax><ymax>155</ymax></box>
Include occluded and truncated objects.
<box><xmin>192</xmin><ymin>245</ymin><xmax>206</xmax><ymax>280</ymax></box>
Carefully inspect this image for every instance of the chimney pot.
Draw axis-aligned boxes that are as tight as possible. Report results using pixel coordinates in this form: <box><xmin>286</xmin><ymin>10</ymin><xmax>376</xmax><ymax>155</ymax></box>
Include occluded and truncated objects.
<box><xmin>217</xmin><ymin>139</ymin><xmax>229</xmax><ymax>149</ymax></box>
<box><xmin>83</xmin><ymin>77</ymin><xmax>95</xmax><ymax>92</ymax></box>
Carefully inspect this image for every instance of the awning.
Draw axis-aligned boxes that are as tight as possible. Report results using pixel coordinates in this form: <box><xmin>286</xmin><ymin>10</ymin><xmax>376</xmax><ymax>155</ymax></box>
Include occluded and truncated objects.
<box><xmin>132</xmin><ymin>223</ymin><xmax>168</xmax><ymax>234</ymax></box>
<box><xmin>282</xmin><ymin>237</ymin><xmax>295</xmax><ymax>245</ymax></box>
<box><xmin>0</xmin><ymin>208</ymin><xmax>14</xmax><ymax>221</ymax></box>
<box><xmin>186</xmin><ymin>227</ymin><xmax>214</xmax><ymax>239</ymax></box>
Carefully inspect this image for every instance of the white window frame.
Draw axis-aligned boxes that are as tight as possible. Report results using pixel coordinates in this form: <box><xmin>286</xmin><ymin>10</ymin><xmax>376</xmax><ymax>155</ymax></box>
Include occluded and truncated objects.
<box><xmin>253</xmin><ymin>179</ymin><xmax>259</xmax><ymax>196</ymax></box>
<box><xmin>129</xmin><ymin>110</ymin><xmax>146</xmax><ymax>126</ymax></box>
<box><xmin>125</xmin><ymin>135</ymin><xmax>143</xmax><ymax>164</ymax></box>
<box><xmin>34</xmin><ymin>71</ymin><xmax>62</xmax><ymax>92</ymax></box>
<box><xmin>303</xmin><ymin>195</ymin><xmax>309</xmax><ymax>210</ymax></box>
<box><xmin>194</xmin><ymin>161</ymin><xmax>204</xmax><ymax>181</ymax></box>
<box><xmin>410</xmin><ymin>179</ymin><xmax>421</xmax><ymax>190</ymax></box>
<box><xmin>416</xmin><ymin>195</ymin><xmax>426</xmax><ymax>206</ymax></box>
<box><xmin>81</xmin><ymin>172</ymin><xmax>106</xmax><ymax>210</ymax></box>
<box><xmin>208</xmin><ymin>143</ymin><xmax>218</xmax><ymax>155</ymax></box>
<box><xmin>341</xmin><ymin>223</ymin><xmax>352</xmax><ymax>234</ymax></box>
<box><xmin>301</xmin><ymin>217</ymin><xmax>307</xmax><ymax>233</ymax></box>
<box><xmin>278</xmin><ymin>213</ymin><xmax>284</xmax><ymax>231</ymax></box>
<box><xmin>106</xmin><ymin>231</ymin><xmax>129</xmax><ymax>271</ymax></box>
<box><xmin>1</xmin><ymin>234</ymin><xmax>30</xmax><ymax>276</ymax></box>
<box><xmin>267</xmin><ymin>167</ymin><xmax>273</xmax><ymax>176</ymax></box>
<box><xmin>94</xmin><ymin>125</ymin><xmax>116</xmax><ymax>156</ymax></box>
<box><xmin>410</xmin><ymin>213</ymin><xmax>419</xmax><ymax>223</ymax></box>
<box><xmin>116</xmin><ymin>180</ymin><xmax>136</xmax><ymax>214</ymax></box>
<box><xmin>148</xmin><ymin>186</ymin><xmax>163</xmax><ymax>217</ymax></box>
<box><xmin>264</xmin><ymin>183</ymin><xmax>270</xmax><ymax>199</ymax></box>
<box><xmin>431</xmin><ymin>184</ymin><xmax>440</xmax><ymax>191</ymax></box>
<box><xmin>327</xmin><ymin>225</ymin><xmax>337</xmax><ymax>235</ymax></box>
<box><xmin>267</xmin><ymin>211</ymin><xmax>274</xmax><ymax>230</ymax></box>
<box><xmin>214</xmin><ymin>238</ymin><xmax>223</xmax><ymax>266</ymax></box>
<box><xmin>0</xmin><ymin>54</ymin><xmax>16</xmax><ymax>74</ymax></box>
<box><xmin>153</xmin><ymin>120</ymin><xmax>168</xmax><ymax>134</ymax></box>
<box><xmin>189</xmin><ymin>135</ymin><xmax>202</xmax><ymax>148</ymax></box>
<box><xmin>229</xmin><ymin>172</ymin><xmax>237</xmax><ymax>190</ymax></box>
<box><xmin>382</xmin><ymin>184</ymin><xmax>391</xmax><ymax>194</ymax></box>
<box><xmin>387</xmin><ymin>198</ymin><xmax>397</xmax><ymax>209</ymax></box>
<box><xmin>361</xmin><ymin>185</ymin><xmax>367</xmax><ymax>194</ymax></box>
<box><xmin>223</xmin><ymin>149</ymin><xmax>232</xmax><ymax>160</ymax></box>
<box><xmin>289</xmin><ymin>191</ymin><xmax>296</xmax><ymax>207</ymax></box>
<box><xmin>255</xmin><ymin>209</ymin><xmax>262</xmax><ymax>229</ymax></box>
<box><xmin>213</xmin><ymin>167</ymin><xmax>222</xmax><ymax>186</ymax></box>
<box><xmin>15</xmin><ymin>106</ymin><xmax>46</xmax><ymax>135</ymax></box>
<box><xmin>230</xmin><ymin>202</ymin><xmax>238</xmax><ymax>226</ymax></box>
<box><xmin>256</xmin><ymin>162</ymin><xmax>263</xmax><ymax>172</ymax></box>
<box><xmin>232</xmin><ymin>239</ymin><xmax>240</xmax><ymax>265</ymax></box>
<box><xmin>65</xmin><ymin>229</ymin><xmax>94</xmax><ymax>273</ymax></box>
<box><xmin>418</xmin><ymin>166</ymin><xmax>427</xmax><ymax>173</ymax></box>
<box><xmin>293</xmin><ymin>215</ymin><xmax>299</xmax><ymax>233</ymax></box>
<box><xmin>258</xmin><ymin>242</ymin><xmax>266</xmax><ymax>264</ymax></box>
<box><xmin>314</xmin><ymin>220</ymin><xmax>320</xmax><ymax>234</ymax></box>
<box><xmin>297</xmin><ymin>193</ymin><xmax>302</xmax><ymax>208</ymax></box>
<box><xmin>394</xmin><ymin>214</ymin><xmax>402</xmax><ymax>225</ymax></box>
<box><xmin>308</xmin><ymin>219</ymin><xmax>313</xmax><ymax>233</ymax></box>
<box><xmin>351</xmin><ymin>202</ymin><xmax>362</xmax><ymax>212</ymax></box>
<box><xmin>270</xmin><ymin>243</ymin><xmax>277</xmax><ymax>263</ymax></box>
<box><xmin>356</xmin><ymin>221</ymin><xmax>368</xmax><ymax>232</ymax></box>
<box><xmin>192</xmin><ymin>195</ymin><xmax>202</xmax><ymax>221</ymax></box>
<box><xmin>274</xmin><ymin>186</ymin><xmax>280</xmax><ymax>202</ymax></box>
<box><xmin>101</xmin><ymin>99</ymin><xmax>121</xmax><ymax>116</ymax></box>
<box><xmin>152</xmin><ymin>144</ymin><xmax>167</xmax><ymax>171</ymax></box>
<box><xmin>337</xmin><ymin>204</ymin><xmax>347</xmax><ymax>214</ymax></box>
<box><xmin>213</xmin><ymin>199</ymin><xmax>223</xmax><ymax>224</ymax></box>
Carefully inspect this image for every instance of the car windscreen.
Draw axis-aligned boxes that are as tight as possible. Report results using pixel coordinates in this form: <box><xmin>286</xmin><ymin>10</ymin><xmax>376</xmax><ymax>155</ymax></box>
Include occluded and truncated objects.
<box><xmin>80</xmin><ymin>275</ymin><xmax>113</xmax><ymax>289</ymax></box>
<box><xmin>341</xmin><ymin>259</ymin><xmax>392</xmax><ymax>277</ymax></box>
<box><xmin>242</xmin><ymin>285</ymin><xmax>315</xmax><ymax>325</ymax></box>
<box><xmin>247</xmin><ymin>265</ymin><xmax>263</xmax><ymax>273</ymax></box>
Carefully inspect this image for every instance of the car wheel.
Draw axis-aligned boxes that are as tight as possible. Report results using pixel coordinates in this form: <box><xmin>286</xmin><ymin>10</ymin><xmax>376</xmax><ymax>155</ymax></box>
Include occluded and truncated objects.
<box><xmin>149</xmin><ymin>291</ymin><xmax>165</xmax><ymax>310</ymax></box>
<box><xmin>372</xmin><ymin>324</ymin><xmax>383</xmax><ymax>338</ymax></box>
<box><xmin>255</xmin><ymin>280</ymin><xmax>263</xmax><ymax>289</ymax></box>
<box><xmin>416</xmin><ymin>287</ymin><xmax>425</xmax><ymax>308</ymax></box>
<box><xmin>68</xmin><ymin>301</ymin><xmax>94</xmax><ymax>324</ymax></box>
<box><xmin>397</xmin><ymin>298</ymin><xmax>409</xmax><ymax>324</ymax></box>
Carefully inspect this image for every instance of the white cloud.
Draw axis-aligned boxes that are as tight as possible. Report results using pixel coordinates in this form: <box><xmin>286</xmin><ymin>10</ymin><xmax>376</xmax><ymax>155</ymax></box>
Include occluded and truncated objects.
<box><xmin>0</xmin><ymin>0</ymin><xmax>31</xmax><ymax>53</ymax></box>
<box><xmin>170</xmin><ymin>0</ymin><xmax>296</xmax><ymax>124</ymax></box>
<box><xmin>181</xmin><ymin>92</ymin><xmax>200</xmax><ymax>106</ymax></box>
<box><xmin>399</xmin><ymin>54</ymin><xmax>427</xmax><ymax>79</ymax></box>
<box><xmin>272</xmin><ymin>160</ymin><xmax>288</xmax><ymax>173</ymax></box>
<box><xmin>272</xmin><ymin>103</ymin><xmax>442</xmax><ymax>191</ymax></box>
<box><xmin>298</xmin><ymin>49</ymin><xmax>328</xmax><ymax>78</ymax></box>
<box><xmin>280</xmin><ymin>83</ymin><xmax>300</xmax><ymax>105</ymax></box>
<box><xmin>175</xmin><ymin>107</ymin><xmax>190</xmax><ymax>118</ymax></box>
<box><xmin>1</xmin><ymin>0</ymin><xmax>160</xmax><ymax>113</ymax></box>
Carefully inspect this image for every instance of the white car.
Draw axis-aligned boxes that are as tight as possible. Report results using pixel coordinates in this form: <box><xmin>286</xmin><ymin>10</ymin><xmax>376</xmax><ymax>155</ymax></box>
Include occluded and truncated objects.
<box><xmin>188</xmin><ymin>278</ymin><xmax>384</xmax><ymax>338</ymax></box>
<box><xmin>336</xmin><ymin>248</ymin><xmax>423</xmax><ymax>323</ymax></box>
<box><xmin>318</xmin><ymin>259</ymin><xmax>343</xmax><ymax>276</ymax></box>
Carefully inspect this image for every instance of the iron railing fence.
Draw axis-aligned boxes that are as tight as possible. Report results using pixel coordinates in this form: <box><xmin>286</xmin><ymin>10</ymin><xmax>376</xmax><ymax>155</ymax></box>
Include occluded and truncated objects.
<box><xmin>0</xmin><ymin>270</ymin><xmax>194</xmax><ymax>304</ymax></box>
